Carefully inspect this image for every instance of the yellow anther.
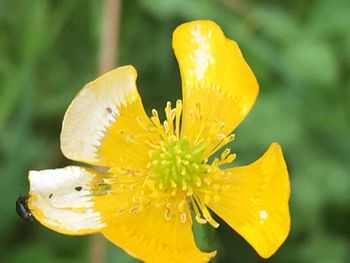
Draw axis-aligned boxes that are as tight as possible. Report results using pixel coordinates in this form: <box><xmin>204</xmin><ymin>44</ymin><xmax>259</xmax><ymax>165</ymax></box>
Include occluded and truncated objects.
<box><xmin>216</xmin><ymin>133</ymin><xmax>226</xmax><ymax>140</ymax></box>
<box><xmin>225</xmin><ymin>153</ymin><xmax>236</xmax><ymax>163</ymax></box>
<box><xmin>165</xmin><ymin>208</ymin><xmax>173</xmax><ymax>221</ymax></box>
<box><xmin>221</xmin><ymin>148</ymin><xmax>231</xmax><ymax>160</ymax></box>
<box><xmin>196</xmin><ymin>177</ymin><xmax>202</xmax><ymax>187</ymax></box>
<box><xmin>152</xmin><ymin>109</ymin><xmax>158</xmax><ymax>116</ymax></box>
<box><xmin>195</xmin><ymin>214</ymin><xmax>207</xmax><ymax>224</ymax></box>
<box><xmin>204</xmin><ymin>177</ymin><xmax>212</xmax><ymax>185</ymax></box>
<box><xmin>180</xmin><ymin>212</ymin><xmax>187</xmax><ymax>223</ymax></box>
<box><xmin>175</xmin><ymin>100</ymin><xmax>182</xmax><ymax>138</ymax></box>
<box><xmin>163</xmin><ymin>120</ymin><xmax>169</xmax><ymax>133</ymax></box>
<box><xmin>178</xmin><ymin>200</ymin><xmax>186</xmax><ymax>212</ymax></box>
<box><xmin>170</xmin><ymin>179</ymin><xmax>177</xmax><ymax>188</ymax></box>
<box><xmin>132</xmin><ymin>196</ymin><xmax>141</xmax><ymax>203</ymax></box>
<box><xmin>193</xmin><ymin>195</ymin><xmax>220</xmax><ymax>228</ymax></box>
<box><xmin>186</xmin><ymin>187</ymin><xmax>193</xmax><ymax>196</ymax></box>
<box><xmin>182</xmin><ymin>181</ymin><xmax>187</xmax><ymax>191</ymax></box>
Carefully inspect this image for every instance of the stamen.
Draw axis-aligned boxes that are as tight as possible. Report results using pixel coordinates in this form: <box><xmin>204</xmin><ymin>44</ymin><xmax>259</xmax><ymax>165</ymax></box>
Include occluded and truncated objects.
<box><xmin>178</xmin><ymin>200</ymin><xmax>186</xmax><ymax>212</ymax></box>
<box><xmin>164</xmin><ymin>101</ymin><xmax>176</xmax><ymax>136</ymax></box>
<box><xmin>192</xmin><ymin>103</ymin><xmax>205</xmax><ymax>145</ymax></box>
<box><xmin>165</xmin><ymin>208</ymin><xmax>173</xmax><ymax>221</ymax></box>
<box><xmin>209</xmin><ymin>133</ymin><xmax>235</xmax><ymax>157</ymax></box>
<box><xmin>196</xmin><ymin>177</ymin><xmax>202</xmax><ymax>187</ymax></box>
<box><xmin>220</xmin><ymin>148</ymin><xmax>231</xmax><ymax>160</ymax></box>
<box><xmin>145</xmin><ymin>140</ymin><xmax>160</xmax><ymax>149</ymax></box>
<box><xmin>221</xmin><ymin>153</ymin><xmax>236</xmax><ymax>164</ymax></box>
<box><xmin>186</xmin><ymin>187</ymin><xmax>193</xmax><ymax>196</ymax></box>
<box><xmin>195</xmin><ymin>214</ymin><xmax>207</xmax><ymax>224</ymax></box>
<box><xmin>190</xmin><ymin>196</ymin><xmax>206</xmax><ymax>224</ymax></box>
<box><xmin>193</xmin><ymin>195</ymin><xmax>219</xmax><ymax>228</ymax></box>
<box><xmin>215</xmin><ymin>149</ymin><xmax>237</xmax><ymax>166</ymax></box>
<box><xmin>175</xmin><ymin>100</ymin><xmax>182</xmax><ymax>138</ymax></box>
<box><xmin>149</xmin><ymin>109</ymin><xmax>167</xmax><ymax>140</ymax></box>
<box><xmin>151</xmin><ymin>109</ymin><xmax>161</xmax><ymax>126</ymax></box>
<box><xmin>180</xmin><ymin>212</ymin><xmax>187</xmax><ymax>223</ymax></box>
<box><xmin>163</xmin><ymin>120</ymin><xmax>169</xmax><ymax>134</ymax></box>
<box><xmin>136</xmin><ymin>116</ymin><xmax>150</xmax><ymax>132</ymax></box>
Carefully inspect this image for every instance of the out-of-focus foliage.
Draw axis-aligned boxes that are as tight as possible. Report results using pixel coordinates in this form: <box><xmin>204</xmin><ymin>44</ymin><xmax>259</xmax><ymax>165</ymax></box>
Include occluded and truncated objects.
<box><xmin>1</xmin><ymin>0</ymin><xmax>349</xmax><ymax>262</ymax></box>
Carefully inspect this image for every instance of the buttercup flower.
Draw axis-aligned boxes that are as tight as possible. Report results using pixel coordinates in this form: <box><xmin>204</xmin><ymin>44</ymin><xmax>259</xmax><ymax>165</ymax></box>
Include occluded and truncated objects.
<box><xmin>28</xmin><ymin>20</ymin><xmax>290</xmax><ymax>262</ymax></box>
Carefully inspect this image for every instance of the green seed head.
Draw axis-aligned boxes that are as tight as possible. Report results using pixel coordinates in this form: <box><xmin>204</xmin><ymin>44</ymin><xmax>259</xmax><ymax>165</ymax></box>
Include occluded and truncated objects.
<box><xmin>150</xmin><ymin>138</ymin><xmax>206</xmax><ymax>191</ymax></box>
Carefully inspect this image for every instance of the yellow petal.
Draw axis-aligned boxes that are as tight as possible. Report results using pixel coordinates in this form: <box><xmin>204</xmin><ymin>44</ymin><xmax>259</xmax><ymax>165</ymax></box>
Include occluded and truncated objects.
<box><xmin>28</xmin><ymin>166</ymin><xmax>106</xmax><ymax>235</ymax></box>
<box><xmin>102</xmin><ymin>204</ymin><xmax>216</xmax><ymax>262</ymax></box>
<box><xmin>198</xmin><ymin>143</ymin><xmax>290</xmax><ymax>258</ymax></box>
<box><xmin>61</xmin><ymin>65</ymin><xmax>159</xmax><ymax>169</ymax></box>
<box><xmin>173</xmin><ymin>20</ymin><xmax>258</xmax><ymax>154</ymax></box>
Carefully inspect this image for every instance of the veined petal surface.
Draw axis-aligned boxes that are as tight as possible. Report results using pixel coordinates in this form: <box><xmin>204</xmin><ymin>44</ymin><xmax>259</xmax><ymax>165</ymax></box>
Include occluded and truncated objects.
<box><xmin>102</xmin><ymin>204</ymin><xmax>216</xmax><ymax>263</ymax></box>
<box><xmin>197</xmin><ymin>143</ymin><xmax>290</xmax><ymax>258</ymax></box>
<box><xmin>38</xmin><ymin>166</ymin><xmax>217</xmax><ymax>263</ymax></box>
<box><xmin>60</xmin><ymin>65</ymin><xmax>159</xmax><ymax>169</ymax></box>
<box><xmin>173</xmin><ymin>21</ymin><xmax>258</xmax><ymax>155</ymax></box>
<box><xmin>28</xmin><ymin>166</ymin><xmax>106</xmax><ymax>235</ymax></box>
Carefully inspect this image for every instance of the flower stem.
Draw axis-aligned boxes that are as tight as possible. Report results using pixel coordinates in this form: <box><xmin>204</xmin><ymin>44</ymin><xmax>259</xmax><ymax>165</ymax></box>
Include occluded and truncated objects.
<box><xmin>90</xmin><ymin>0</ymin><xmax>122</xmax><ymax>263</ymax></box>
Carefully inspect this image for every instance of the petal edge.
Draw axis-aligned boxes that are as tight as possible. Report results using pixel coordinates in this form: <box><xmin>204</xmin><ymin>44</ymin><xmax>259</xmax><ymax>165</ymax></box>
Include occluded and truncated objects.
<box><xmin>173</xmin><ymin>20</ymin><xmax>259</xmax><ymax>154</ymax></box>
<box><xmin>28</xmin><ymin>166</ymin><xmax>106</xmax><ymax>235</ymax></box>
<box><xmin>102</xmin><ymin>205</ymin><xmax>216</xmax><ymax>263</ymax></box>
<box><xmin>199</xmin><ymin>143</ymin><xmax>290</xmax><ymax>258</ymax></box>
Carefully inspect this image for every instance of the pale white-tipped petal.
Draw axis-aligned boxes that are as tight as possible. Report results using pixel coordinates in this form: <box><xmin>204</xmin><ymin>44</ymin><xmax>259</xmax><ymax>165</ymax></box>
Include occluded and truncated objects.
<box><xmin>28</xmin><ymin>166</ymin><xmax>106</xmax><ymax>235</ymax></box>
<box><xmin>60</xmin><ymin>65</ymin><xmax>152</xmax><ymax>167</ymax></box>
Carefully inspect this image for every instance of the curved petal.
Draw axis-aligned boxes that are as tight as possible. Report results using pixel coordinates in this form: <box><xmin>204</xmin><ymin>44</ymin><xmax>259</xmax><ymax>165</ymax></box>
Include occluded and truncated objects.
<box><xmin>173</xmin><ymin>21</ymin><xmax>258</xmax><ymax>155</ymax></box>
<box><xmin>60</xmin><ymin>65</ymin><xmax>159</xmax><ymax>169</ymax></box>
<box><xmin>197</xmin><ymin>143</ymin><xmax>290</xmax><ymax>258</ymax></box>
<box><xmin>102</xmin><ymin>204</ymin><xmax>216</xmax><ymax>263</ymax></box>
<box><xmin>28</xmin><ymin>166</ymin><xmax>106</xmax><ymax>235</ymax></box>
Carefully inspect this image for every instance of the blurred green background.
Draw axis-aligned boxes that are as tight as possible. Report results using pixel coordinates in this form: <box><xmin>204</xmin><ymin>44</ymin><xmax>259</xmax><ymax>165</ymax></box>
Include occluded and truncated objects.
<box><xmin>1</xmin><ymin>0</ymin><xmax>350</xmax><ymax>262</ymax></box>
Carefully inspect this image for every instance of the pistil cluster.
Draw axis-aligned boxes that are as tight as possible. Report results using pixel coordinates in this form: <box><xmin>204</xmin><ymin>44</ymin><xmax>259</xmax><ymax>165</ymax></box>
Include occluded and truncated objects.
<box><xmin>149</xmin><ymin>138</ymin><xmax>207</xmax><ymax>195</ymax></box>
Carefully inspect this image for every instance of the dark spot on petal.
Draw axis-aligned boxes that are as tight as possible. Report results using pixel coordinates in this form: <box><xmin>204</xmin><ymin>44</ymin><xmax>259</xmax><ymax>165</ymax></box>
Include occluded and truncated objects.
<box><xmin>49</xmin><ymin>193</ymin><xmax>53</xmax><ymax>198</ymax></box>
<box><xmin>106</xmin><ymin>107</ymin><xmax>112</xmax><ymax>113</ymax></box>
<box><xmin>75</xmin><ymin>186</ymin><xmax>83</xmax><ymax>191</ymax></box>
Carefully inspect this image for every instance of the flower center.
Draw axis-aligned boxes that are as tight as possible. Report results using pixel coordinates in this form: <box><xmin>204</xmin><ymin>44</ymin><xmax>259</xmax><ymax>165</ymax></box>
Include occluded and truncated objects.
<box><xmin>150</xmin><ymin>138</ymin><xmax>206</xmax><ymax>193</ymax></box>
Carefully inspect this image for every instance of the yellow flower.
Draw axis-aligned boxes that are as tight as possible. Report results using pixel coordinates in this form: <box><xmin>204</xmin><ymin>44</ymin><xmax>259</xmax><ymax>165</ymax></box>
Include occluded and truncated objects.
<box><xmin>28</xmin><ymin>20</ymin><xmax>290</xmax><ymax>262</ymax></box>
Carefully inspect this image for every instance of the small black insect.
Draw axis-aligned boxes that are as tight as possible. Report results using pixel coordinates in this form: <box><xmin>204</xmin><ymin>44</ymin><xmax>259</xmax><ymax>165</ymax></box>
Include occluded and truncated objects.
<box><xmin>75</xmin><ymin>186</ymin><xmax>83</xmax><ymax>191</ymax></box>
<box><xmin>16</xmin><ymin>196</ymin><xmax>34</xmax><ymax>222</ymax></box>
